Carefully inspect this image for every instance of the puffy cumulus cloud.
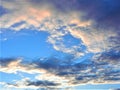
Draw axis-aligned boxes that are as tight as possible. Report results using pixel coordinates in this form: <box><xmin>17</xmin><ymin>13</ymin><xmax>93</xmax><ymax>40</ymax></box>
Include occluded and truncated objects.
<box><xmin>0</xmin><ymin>56</ymin><xmax>120</xmax><ymax>89</ymax></box>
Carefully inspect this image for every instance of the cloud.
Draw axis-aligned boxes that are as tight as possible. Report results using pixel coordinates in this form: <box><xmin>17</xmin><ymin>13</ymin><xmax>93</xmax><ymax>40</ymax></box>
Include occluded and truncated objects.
<box><xmin>0</xmin><ymin>6</ymin><xmax>9</xmax><ymax>16</ymax></box>
<box><xmin>1</xmin><ymin>0</ymin><xmax>119</xmax><ymax>54</ymax></box>
<box><xmin>0</xmin><ymin>78</ymin><xmax>57</xmax><ymax>89</ymax></box>
<box><xmin>68</xmin><ymin>25</ymin><xmax>119</xmax><ymax>53</ymax></box>
<box><xmin>53</xmin><ymin>0</ymin><xmax>120</xmax><ymax>29</ymax></box>
<box><xmin>0</xmin><ymin>58</ymin><xmax>46</xmax><ymax>74</ymax></box>
<box><xmin>0</xmin><ymin>55</ymin><xmax>120</xmax><ymax>89</ymax></box>
<box><xmin>27</xmin><ymin>80</ymin><xmax>59</xmax><ymax>87</ymax></box>
<box><xmin>110</xmin><ymin>89</ymin><xmax>120</xmax><ymax>90</ymax></box>
<box><xmin>0</xmin><ymin>0</ymin><xmax>120</xmax><ymax>89</ymax></box>
<box><xmin>3</xmin><ymin>78</ymin><xmax>60</xmax><ymax>89</ymax></box>
<box><xmin>96</xmin><ymin>50</ymin><xmax>120</xmax><ymax>64</ymax></box>
<box><xmin>30</xmin><ymin>0</ymin><xmax>120</xmax><ymax>29</ymax></box>
<box><xmin>0</xmin><ymin>0</ymin><xmax>87</xmax><ymax>56</ymax></box>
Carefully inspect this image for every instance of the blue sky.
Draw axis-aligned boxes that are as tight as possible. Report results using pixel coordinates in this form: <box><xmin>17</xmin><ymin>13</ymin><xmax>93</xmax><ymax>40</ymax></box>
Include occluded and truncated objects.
<box><xmin>0</xmin><ymin>0</ymin><xmax>120</xmax><ymax>90</ymax></box>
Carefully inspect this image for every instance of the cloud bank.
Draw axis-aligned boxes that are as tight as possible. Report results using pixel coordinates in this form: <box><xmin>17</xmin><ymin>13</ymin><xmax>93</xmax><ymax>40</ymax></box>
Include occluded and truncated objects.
<box><xmin>0</xmin><ymin>56</ymin><xmax>120</xmax><ymax>89</ymax></box>
<box><xmin>0</xmin><ymin>0</ymin><xmax>120</xmax><ymax>89</ymax></box>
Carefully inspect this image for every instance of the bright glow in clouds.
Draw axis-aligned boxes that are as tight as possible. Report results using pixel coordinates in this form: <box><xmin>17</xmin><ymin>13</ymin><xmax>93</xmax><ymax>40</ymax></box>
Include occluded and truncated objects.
<box><xmin>0</xmin><ymin>0</ymin><xmax>120</xmax><ymax>89</ymax></box>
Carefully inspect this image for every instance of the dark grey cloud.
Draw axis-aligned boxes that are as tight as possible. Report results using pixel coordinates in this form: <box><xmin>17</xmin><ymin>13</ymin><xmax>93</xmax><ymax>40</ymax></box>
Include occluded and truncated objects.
<box><xmin>26</xmin><ymin>80</ymin><xmax>59</xmax><ymax>87</ymax></box>
<box><xmin>32</xmin><ymin>56</ymin><xmax>120</xmax><ymax>85</ymax></box>
<box><xmin>0</xmin><ymin>6</ymin><xmax>9</xmax><ymax>16</ymax></box>
<box><xmin>5</xmin><ymin>80</ymin><xmax>60</xmax><ymax>89</ymax></box>
<box><xmin>96</xmin><ymin>49</ymin><xmax>120</xmax><ymax>64</ymax></box>
<box><xmin>30</xmin><ymin>0</ymin><xmax>120</xmax><ymax>29</ymax></box>
<box><xmin>77</xmin><ymin>0</ymin><xmax>120</xmax><ymax>29</ymax></box>
<box><xmin>32</xmin><ymin>56</ymin><xmax>75</xmax><ymax>72</ymax></box>
<box><xmin>104</xmin><ymin>77</ymin><xmax>120</xmax><ymax>81</ymax></box>
<box><xmin>112</xmin><ymin>89</ymin><xmax>120</xmax><ymax>90</ymax></box>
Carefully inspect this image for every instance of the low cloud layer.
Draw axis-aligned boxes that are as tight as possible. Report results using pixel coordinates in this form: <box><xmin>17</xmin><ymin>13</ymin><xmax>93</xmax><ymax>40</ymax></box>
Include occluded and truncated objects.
<box><xmin>0</xmin><ymin>55</ymin><xmax>120</xmax><ymax>89</ymax></box>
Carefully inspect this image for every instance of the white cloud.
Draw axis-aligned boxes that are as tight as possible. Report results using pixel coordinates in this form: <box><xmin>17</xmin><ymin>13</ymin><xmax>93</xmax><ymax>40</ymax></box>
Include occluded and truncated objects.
<box><xmin>68</xmin><ymin>26</ymin><xmax>117</xmax><ymax>53</ymax></box>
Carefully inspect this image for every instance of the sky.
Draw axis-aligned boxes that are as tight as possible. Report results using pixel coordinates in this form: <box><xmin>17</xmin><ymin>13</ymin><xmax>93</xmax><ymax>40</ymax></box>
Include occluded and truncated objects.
<box><xmin>0</xmin><ymin>0</ymin><xmax>120</xmax><ymax>90</ymax></box>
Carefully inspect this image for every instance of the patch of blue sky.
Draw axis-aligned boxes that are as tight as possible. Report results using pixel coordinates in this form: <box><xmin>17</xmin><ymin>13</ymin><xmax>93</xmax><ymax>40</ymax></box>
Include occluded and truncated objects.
<box><xmin>0</xmin><ymin>29</ymin><xmax>57</xmax><ymax>58</ymax></box>
<box><xmin>0</xmin><ymin>71</ymin><xmax>39</xmax><ymax>85</ymax></box>
<box><xmin>0</xmin><ymin>72</ymin><xmax>21</xmax><ymax>83</ymax></box>
<box><xmin>62</xmin><ymin>34</ymin><xmax>85</xmax><ymax>49</ymax></box>
<box><xmin>74</xmin><ymin>84</ymin><xmax>120</xmax><ymax>90</ymax></box>
<box><xmin>61</xmin><ymin>34</ymin><xmax>93</xmax><ymax>64</ymax></box>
